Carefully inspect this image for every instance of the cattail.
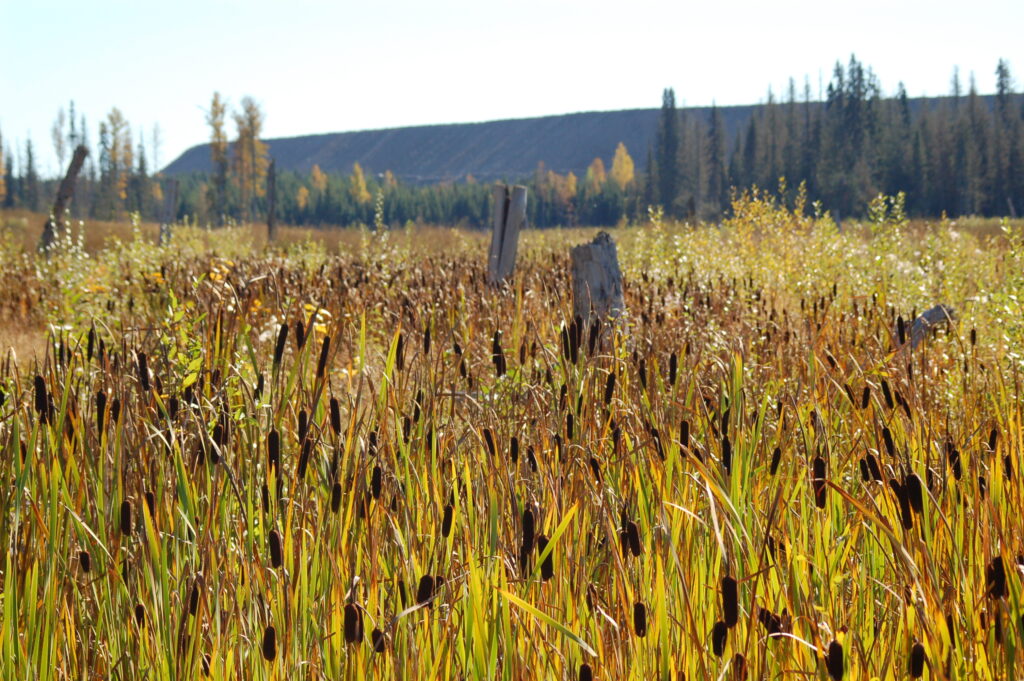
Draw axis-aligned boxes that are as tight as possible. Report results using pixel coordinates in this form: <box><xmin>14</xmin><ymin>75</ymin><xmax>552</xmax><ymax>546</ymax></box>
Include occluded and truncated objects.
<box><xmin>722</xmin><ymin>576</ymin><xmax>739</xmax><ymax>628</ymax></box>
<box><xmin>423</xmin><ymin>322</ymin><xmax>431</xmax><ymax>355</ymax></box>
<box><xmin>137</xmin><ymin>352</ymin><xmax>150</xmax><ymax>394</ymax></box>
<box><xmin>537</xmin><ymin>534</ymin><xmax>553</xmax><ymax>580</ymax></box>
<box><xmin>859</xmin><ymin>458</ymin><xmax>870</xmax><ymax>481</ymax></box>
<box><xmin>970</xmin><ymin>327</ymin><xmax>977</xmax><ymax>345</ymax></box>
<box><xmin>267</xmin><ymin>430</ymin><xmax>280</xmax><ymax>475</ymax></box>
<box><xmin>510</xmin><ymin>436</ymin><xmax>519</xmax><ymax>463</ymax></box>
<box><xmin>566</xmin><ymin>412</ymin><xmax>574</xmax><ymax>440</ymax></box>
<box><xmin>492</xmin><ymin>330</ymin><xmax>506</xmax><ymax>377</ymax></box>
<box><xmin>273</xmin><ymin>323</ymin><xmax>288</xmax><ymax>368</ymax></box>
<box><xmin>712</xmin><ymin>620</ymin><xmax>728</xmax><ymax>656</ymax></box>
<box><xmin>79</xmin><ymin>549</ymin><xmax>91</xmax><ymax>573</ymax></box>
<box><xmin>120</xmin><ymin>500</ymin><xmax>133</xmax><ymax>536</ymax></box>
<box><xmin>881</xmin><ymin>427</ymin><xmax>895</xmax><ymax>457</ymax></box>
<box><xmin>638</xmin><ymin>358</ymin><xmax>647</xmax><ymax>390</ymax></box>
<box><xmin>522</xmin><ymin>508</ymin><xmax>535</xmax><ymax>552</ymax></box>
<box><xmin>371</xmin><ymin>627</ymin><xmax>385</xmax><ymax>653</ymax></box>
<box><xmin>416</xmin><ymin>575</ymin><xmax>435</xmax><ymax>604</ymax></box>
<box><xmin>578</xmin><ymin>663</ymin><xmax>593</xmax><ymax>681</ymax></box>
<box><xmin>988</xmin><ymin>427</ymin><xmax>998</xmax><ymax>452</ymax></box>
<box><xmin>87</xmin><ymin>326</ymin><xmax>95</xmax><ymax>361</ymax></box>
<box><xmin>33</xmin><ymin>375</ymin><xmax>47</xmax><ymax>420</ymax></box>
<box><xmin>861</xmin><ymin>386</ymin><xmax>870</xmax><ymax>409</ymax></box>
<box><xmin>722</xmin><ymin>435</ymin><xmax>732</xmax><ymax>474</ymax></box>
<box><xmin>897</xmin><ymin>315</ymin><xmax>906</xmax><ymax>345</ymax></box>
<box><xmin>482</xmin><ymin>428</ymin><xmax>496</xmax><ymax>458</ymax></box>
<box><xmin>144</xmin><ymin>490</ymin><xmax>156</xmax><ymax>519</ymax></box>
<box><xmin>188</xmin><ymin>581</ymin><xmax>200</xmax><ymax>615</ymax></box>
<box><xmin>344</xmin><ymin>603</ymin><xmax>363</xmax><ymax>643</ymax></box>
<box><xmin>825</xmin><ymin>640</ymin><xmax>843</xmax><ymax>680</ymax></box>
<box><xmin>261</xmin><ymin>624</ymin><xmax>277</xmax><ymax>661</ymax></box>
<box><xmin>986</xmin><ymin>556</ymin><xmax>1006</xmax><ymax>599</ymax></box>
<box><xmin>441</xmin><ymin>503</ymin><xmax>454</xmax><ymax>538</ymax></box>
<box><xmin>330</xmin><ymin>481</ymin><xmax>342</xmax><ymax>512</ymax></box>
<box><xmin>881</xmin><ymin>380</ymin><xmax>894</xmax><ymax>410</ymax></box>
<box><xmin>813</xmin><ymin>456</ymin><xmax>827</xmax><ymax>509</ymax></box>
<box><xmin>297</xmin><ymin>440</ymin><xmax>311</xmax><ymax>480</ymax></box>
<box><xmin>135</xmin><ymin>603</ymin><xmax>146</xmax><ymax>626</ymax></box>
<box><xmin>758</xmin><ymin>608</ymin><xmax>783</xmax><ymax>636</ymax></box>
<box><xmin>371</xmin><ymin>465</ymin><xmax>382</xmax><ymax>499</ymax></box>
<box><xmin>626</xmin><ymin>521</ymin><xmax>641</xmax><ymax>557</ymax></box>
<box><xmin>770</xmin><ymin>447</ymin><xmax>782</xmax><ymax>475</ymax></box>
<box><xmin>680</xmin><ymin>420</ymin><xmax>690</xmax><ymax>451</ymax></box>
<box><xmin>908</xmin><ymin>641</ymin><xmax>925</xmax><ymax>678</ymax></box>
<box><xmin>905</xmin><ymin>473</ymin><xmax>924</xmax><ymax>513</ymax></box>
<box><xmin>294</xmin><ymin>319</ymin><xmax>306</xmax><ymax>351</ymax></box>
<box><xmin>669</xmin><ymin>351</ymin><xmax>678</xmax><ymax>386</ymax></box>
<box><xmin>96</xmin><ymin>391</ymin><xmax>107</xmax><ymax>433</ymax></box>
<box><xmin>866</xmin><ymin>454</ymin><xmax>883</xmax><ymax>481</ymax></box>
<box><xmin>268</xmin><ymin>529</ymin><xmax>282</xmax><ymax>568</ymax></box>
<box><xmin>633</xmin><ymin>601</ymin><xmax>647</xmax><ymax>637</ymax></box>
<box><xmin>890</xmin><ymin>480</ymin><xmax>913</xmax><ymax>530</ymax></box>
<box><xmin>316</xmin><ymin>335</ymin><xmax>331</xmax><ymax>379</ymax></box>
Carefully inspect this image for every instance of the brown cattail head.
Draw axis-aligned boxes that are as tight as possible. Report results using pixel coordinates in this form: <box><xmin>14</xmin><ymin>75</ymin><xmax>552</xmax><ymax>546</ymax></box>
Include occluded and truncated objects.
<box><xmin>370</xmin><ymin>465</ymin><xmax>382</xmax><ymax>499</ymax></box>
<box><xmin>813</xmin><ymin>456</ymin><xmax>827</xmax><ymax>509</ymax></box>
<box><xmin>722</xmin><ymin>576</ymin><xmax>739</xmax><ymax>628</ymax></box>
<box><xmin>633</xmin><ymin>601</ymin><xmax>647</xmax><ymax>637</ymax></box>
<box><xmin>120</xmin><ymin>500</ymin><xmax>133</xmax><ymax>536</ymax></box>
<box><xmin>986</xmin><ymin>556</ymin><xmax>1006</xmax><ymax>599</ymax></box>
<box><xmin>579</xmin><ymin>663</ymin><xmax>593</xmax><ymax>681</ymax></box>
<box><xmin>268</xmin><ymin>529</ymin><xmax>282</xmax><ymax>568</ymax></box>
<box><xmin>712</xmin><ymin>620</ymin><xmax>728</xmax><ymax>657</ymax></box>
<box><xmin>79</xmin><ymin>550</ymin><xmax>91</xmax><ymax>573</ymax></box>
<box><xmin>371</xmin><ymin>627</ymin><xmax>385</xmax><ymax>653</ymax></box>
<box><xmin>825</xmin><ymin>640</ymin><xmax>843</xmax><ymax>680</ymax></box>
<box><xmin>329</xmin><ymin>398</ymin><xmax>341</xmax><ymax>436</ymax></box>
<box><xmin>273</xmin><ymin>323</ymin><xmax>288</xmax><ymax>368</ymax></box>
<box><xmin>344</xmin><ymin>603</ymin><xmax>363</xmax><ymax>643</ymax></box>
<box><xmin>316</xmin><ymin>335</ymin><xmax>331</xmax><ymax>379</ymax></box>
<box><xmin>267</xmin><ymin>430</ymin><xmax>280</xmax><ymax>476</ymax></box>
<box><xmin>909</xmin><ymin>641</ymin><xmax>925</xmax><ymax>678</ymax></box>
<box><xmin>905</xmin><ymin>473</ymin><xmax>924</xmax><ymax>513</ymax></box>
<box><xmin>135</xmin><ymin>603</ymin><xmax>146</xmax><ymax>626</ymax></box>
<box><xmin>441</xmin><ymin>503</ymin><xmax>454</xmax><ymax>538</ymax></box>
<box><xmin>262</xmin><ymin>624</ymin><xmax>277</xmax><ymax>661</ymax></box>
<box><xmin>137</xmin><ymin>352</ymin><xmax>150</xmax><ymax>394</ymax></box>
<box><xmin>416</xmin><ymin>575</ymin><xmax>435</xmax><ymax>605</ymax></box>
<box><xmin>34</xmin><ymin>375</ymin><xmax>48</xmax><ymax>421</ymax></box>
<box><xmin>330</xmin><ymin>482</ymin><xmax>342</xmax><ymax>512</ymax></box>
<box><xmin>537</xmin><ymin>534</ymin><xmax>553</xmax><ymax>580</ymax></box>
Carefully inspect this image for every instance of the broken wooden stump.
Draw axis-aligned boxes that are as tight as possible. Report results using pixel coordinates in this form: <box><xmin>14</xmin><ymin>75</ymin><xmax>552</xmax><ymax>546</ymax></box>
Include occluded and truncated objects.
<box><xmin>39</xmin><ymin>144</ymin><xmax>88</xmax><ymax>253</ymax></box>
<box><xmin>903</xmin><ymin>304</ymin><xmax>956</xmax><ymax>350</ymax></box>
<box><xmin>571</xmin><ymin>231</ymin><xmax>624</xmax><ymax>324</ymax></box>
<box><xmin>487</xmin><ymin>184</ymin><xmax>527</xmax><ymax>284</ymax></box>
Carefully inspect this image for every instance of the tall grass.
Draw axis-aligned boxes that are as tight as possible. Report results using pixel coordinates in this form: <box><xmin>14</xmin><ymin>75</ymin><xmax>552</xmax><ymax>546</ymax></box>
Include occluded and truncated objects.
<box><xmin>0</xmin><ymin>194</ymin><xmax>1022</xmax><ymax>679</ymax></box>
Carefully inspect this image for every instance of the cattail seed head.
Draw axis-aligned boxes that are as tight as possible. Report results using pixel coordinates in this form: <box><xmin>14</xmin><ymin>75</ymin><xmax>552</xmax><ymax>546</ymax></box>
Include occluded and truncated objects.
<box><xmin>712</xmin><ymin>620</ymin><xmax>728</xmax><ymax>657</ymax></box>
<box><xmin>633</xmin><ymin>601</ymin><xmax>647</xmax><ymax>637</ymax></box>
<box><xmin>825</xmin><ymin>640</ymin><xmax>844</xmax><ymax>680</ymax></box>
<box><xmin>268</xmin><ymin>529</ymin><xmax>282</xmax><ymax>568</ymax></box>
<box><xmin>986</xmin><ymin>556</ymin><xmax>1006</xmax><ymax>599</ymax></box>
<box><xmin>273</xmin><ymin>323</ymin><xmax>288</xmax><ymax>368</ymax></box>
<box><xmin>371</xmin><ymin>627</ymin><xmax>385</xmax><ymax>653</ymax></box>
<box><xmin>416</xmin><ymin>575</ymin><xmax>435</xmax><ymax>605</ymax></box>
<box><xmin>316</xmin><ymin>336</ymin><xmax>330</xmax><ymax>379</ymax></box>
<box><xmin>909</xmin><ymin>641</ymin><xmax>925</xmax><ymax>678</ymax></box>
<box><xmin>79</xmin><ymin>549</ymin><xmax>91</xmax><ymax>573</ymax></box>
<box><xmin>135</xmin><ymin>603</ymin><xmax>146</xmax><ymax>627</ymax></box>
<box><xmin>441</xmin><ymin>503</ymin><xmax>454</xmax><ymax>538</ymax></box>
<box><xmin>537</xmin><ymin>534</ymin><xmax>553</xmax><ymax>580</ymax></box>
<box><xmin>262</xmin><ymin>624</ymin><xmax>277</xmax><ymax>661</ymax></box>
<box><xmin>344</xmin><ymin>603</ymin><xmax>363</xmax><ymax>643</ymax></box>
<box><xmin>120</xmin><ymin>500</ymin><xmax>133</xmax><ymax>536</ymax></box>
<box><xmin>329</xmin><ymin>397</ymin><xmax>341</xmax><ymax>436</ymax></box>
<box><xmin>722</xmin><ymin>576</ymin><xmax>739</xmax><ymax>628</ymax></box>
<box><xmin>579</xmin><ymin>663</ymin><xmax>593</xmax><ymax>681</ymax></box>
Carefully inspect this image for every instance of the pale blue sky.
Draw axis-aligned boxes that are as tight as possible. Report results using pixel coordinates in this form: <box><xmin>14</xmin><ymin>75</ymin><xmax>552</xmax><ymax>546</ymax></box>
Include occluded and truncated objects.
<box><xmin>2</xmin><ymin>0</ymin><xmax>1021</xmax><ymax>176</ymax></box>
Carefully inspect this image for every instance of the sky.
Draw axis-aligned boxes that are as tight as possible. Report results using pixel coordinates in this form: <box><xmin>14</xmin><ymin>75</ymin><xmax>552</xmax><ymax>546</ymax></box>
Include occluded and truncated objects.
<box><xmin>2</xmin><ymin>0</ymin><xmax>1022</xmax><ymax>176</ymax></box>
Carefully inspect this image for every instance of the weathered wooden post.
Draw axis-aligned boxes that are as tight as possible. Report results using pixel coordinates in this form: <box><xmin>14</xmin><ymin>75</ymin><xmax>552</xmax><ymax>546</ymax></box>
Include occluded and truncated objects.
<box><xmin>158</xmin><ymin>179</ymin><xmax>179</xmax><ymax>245</ymax></box>
<box><xmin>39</xmin><ymin>144</ymin><xmax>88</xmax><ymax>253</ymax></box>
<box><xmin>266</xmin><ymin>159</ymin><xmax>277</xmax><ymax>243</ymax></box>
<box><xmin>487</xmin><ymin>183</ymin><xmax>527</xmax><ymax>284</ymax></box>
<box><xmin>570</xmin><ymin>231</ymin><xmax>624</xmax><ymax>324</ymax></box>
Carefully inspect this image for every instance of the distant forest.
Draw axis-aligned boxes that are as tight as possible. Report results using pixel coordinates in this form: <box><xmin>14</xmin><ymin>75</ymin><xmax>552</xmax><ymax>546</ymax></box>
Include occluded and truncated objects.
<box><xmin>2</xmin><ymin>56</ymin><xmax>1022</xmax><ymax>227</ymax></box>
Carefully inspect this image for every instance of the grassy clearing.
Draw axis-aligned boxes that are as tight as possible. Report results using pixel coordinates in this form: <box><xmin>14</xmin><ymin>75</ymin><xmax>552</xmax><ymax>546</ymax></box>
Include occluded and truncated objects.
<box><xmin>1</xmin><ymin>195</ymin><xmax>1023</xmax><ymax>680</ymax></box>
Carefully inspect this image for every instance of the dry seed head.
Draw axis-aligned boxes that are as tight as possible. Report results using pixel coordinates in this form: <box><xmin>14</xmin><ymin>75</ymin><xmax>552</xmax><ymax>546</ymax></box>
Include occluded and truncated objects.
<box><xmin>343</xmin><ymin>604</ymin><xmax>363</xmax><ymax>643</ymax></box>
<box><xmin>79</xmin><ymin>550</ymin><xmax>91</xmax><ymax>574</ymax></box>
<box><xmin>825</xmin><ymin>640</ymin><xmax>843</xmax><ymax>680</ymax></box>
<box><xmin>579</xmin><ymin>663</ymin><xmax>593</xmax><ymax>681</ymax></box>
<box><xmin>711</xmin><ymin>620</ymin><xmax>728</xmax><ymax>657</ymax></box>
<box><xmin>268</xmin><ymin>529</ymin><xmax>282</xmax><ymax>568</ymax></box>
<box><xmin>371</xmin><ymin>627</ymin><xmax>385</xmax><ymax>653</ymax></box>
<box><xmin>722</xmin><ymin>576</ymin><xmax>739</xmax><ymax>628</ymax></box>
<box><xmin>120</xmin><ymin>500</ymin><xmax>133</xmax><ymax>536</ymax></box>
<box><xmin>633</xmin><ymin>601</ymin><xmax>647</xmax><ymax>637</ymax></box>
<box><xmin>262</xmin><ymin>624</ymin><xmax>277</xmax><ymax>661</ymax></box>
<box><xmin>909</xmin><ymin>641</ymin><xmax>925</xmax><ymax>678</ymax></box>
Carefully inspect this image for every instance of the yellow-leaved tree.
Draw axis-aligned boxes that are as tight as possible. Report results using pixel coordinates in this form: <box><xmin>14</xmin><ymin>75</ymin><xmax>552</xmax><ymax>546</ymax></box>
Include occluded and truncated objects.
<box><xmin>309</xmin><ymin>164</ymin><xmax>328</xmax><ymax>193</ymax></box>
<box><xmin>350</xmin><ymin>162</ymin><xmax>371</xmax><ymax>204</ymax></box>
<box><xmin>610</xmin><ymin>142</ymin><xmax>635</xmax><ymax>190</ymax></box>
<box><xmin>296</xmin><ymin>186</ymin><xmax>310</xmax><ymax>212</ymax></box>
<box><xmin>232</xmin><ymin>96</ymin><xmax>269</xmax><ymax>222</ymax></box>
<box><xmin>585</xmin><ymin>157</ymin><xmax>606</xmax><ymax>194</ymax></box>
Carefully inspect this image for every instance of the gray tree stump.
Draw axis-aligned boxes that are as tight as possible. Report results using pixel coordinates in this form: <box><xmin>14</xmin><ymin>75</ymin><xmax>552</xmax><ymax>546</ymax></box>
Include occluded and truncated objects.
<box><xmin>487</xmin><ymin>184</ymin><xmax>527</xmax><ymax>284</ymax></box>
<box><xmin>571</xmin><ymin>231</ymin><xmax>624</xmax><ymax>323</ymax></box>
<box><xmin>905</xmin><ymin>304</ymin><xmax>955</xmax><ymax>350</ymax></box>
<box><xmin>39</xmin><ymin>144</ymin><xmax>88</xmax><ymax>253</ymax></box>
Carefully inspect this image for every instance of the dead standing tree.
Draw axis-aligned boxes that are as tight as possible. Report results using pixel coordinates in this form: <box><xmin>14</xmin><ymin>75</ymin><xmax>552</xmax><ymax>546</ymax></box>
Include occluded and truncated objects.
<box><xmin>39</xmin><ymin>144</ymin><xmax>88</xmax><ymax>253</ymax></box>
<box><xmin>487</xmin><ymin>184</ymin><xmax>527</xmax><ymax>285</ymax></box>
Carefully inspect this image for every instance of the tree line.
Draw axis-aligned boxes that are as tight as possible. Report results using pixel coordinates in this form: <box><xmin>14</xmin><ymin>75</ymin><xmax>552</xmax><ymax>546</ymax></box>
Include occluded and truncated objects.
<box><xmin>2</xmin><ymin>56</ymin><xmax>1021</xmax><ymax>228</ymax></box>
